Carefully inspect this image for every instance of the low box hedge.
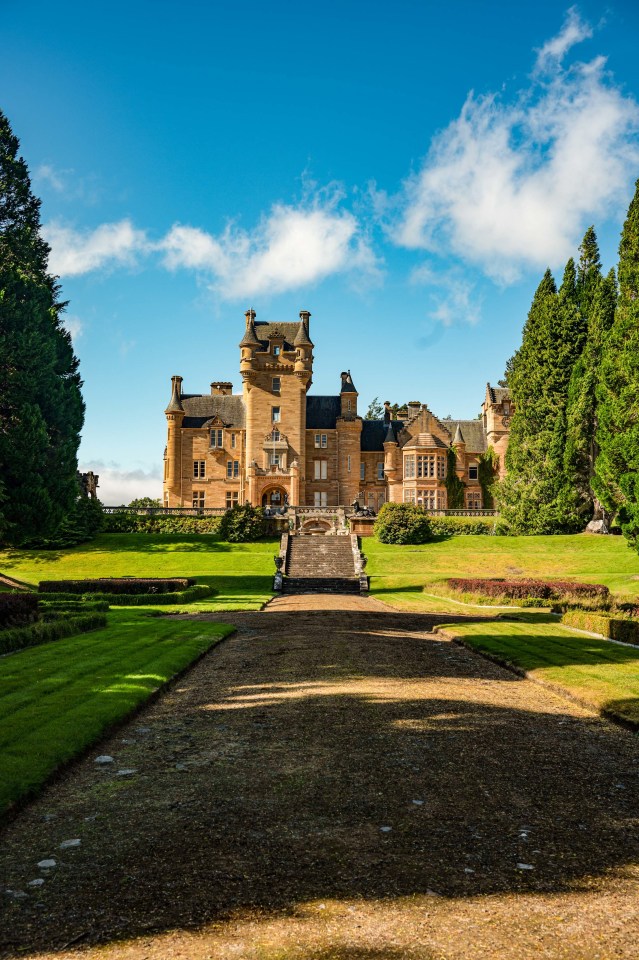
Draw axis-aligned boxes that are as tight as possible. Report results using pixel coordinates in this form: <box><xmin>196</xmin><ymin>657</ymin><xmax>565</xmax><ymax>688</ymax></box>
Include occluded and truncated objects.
<box><xmin>39</xmin><ymin>599</ymin><xmax>110</xmax><ymax>613</ymax></box>
<box><xmin>429</xmin><ymin>517</ymin><xmax>496</xmax><ymax>536</ymax></box>
<box><xmin>39</xmin><ymin>577</ymin><xmax>195</xmax><ymax>595</ymax></box>
<box><xmin>35</xmin><ymin>583</ymin><xmax>215</xmax><ymax>606</ymax></box>
<box><xmin>0</xmin><ymin>612</ymin><xmax>108</xmax><ymax>655</ymax></box>
<box><xmin>0</xmin><ymin>593</ymin><xmax>39</xmax><ymax>628</ymax></box>
<box><xmin>561</xmin><ymin>610</ymin><xmax>639</xmax><ymax>646</ymax></box>
<box><xmin>103</xmin><ymin>513</ymin><xmax>222</xmax><ymax>535</ymax></box>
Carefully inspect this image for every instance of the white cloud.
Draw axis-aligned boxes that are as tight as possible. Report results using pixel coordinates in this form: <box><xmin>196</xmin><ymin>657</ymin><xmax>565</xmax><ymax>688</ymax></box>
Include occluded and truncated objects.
<box><xmin>535</xmin><ymin>7</ymin><xmax>593</xmax><ymax>71</ymax></box>
<box><xmin>79</xmin><ymin>461</ymin><xmax>161</xmax><ymax>506</ymax></box>
<box><xmin>34</xmin><ymin>163</ymin><xmax>67</xmax><ymax>193</ymax></box>
<box><xmin>161</xmin><ymin>187</ymin><xmax>379</xmax><ymax>298</ymax></box>
<box><xmin>44</xmin><ymin>219</ymin><xmax>148</xmax><ymax>276</ymax></box>
<box><xmin>411</xmin><ymin>264</ymin><xmax>481</xmax><ymax>326</ymax></box>
<box><xmin>62</xmin><ymin>315</ymin><xmax>83</xmax><ymax>340</ymax></box>
<box><xmin>393</xmin><ymin>13</ymin><xmax>639</xmax><ymax>283</ymax></box>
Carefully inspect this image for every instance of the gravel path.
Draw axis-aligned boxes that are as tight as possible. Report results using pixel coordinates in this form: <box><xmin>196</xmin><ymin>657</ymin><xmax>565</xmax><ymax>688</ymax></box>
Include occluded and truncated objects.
<box><xmin>1</xmin><ymin>593</ymin><xmax>638</xmax><ymax>959</ymax></box>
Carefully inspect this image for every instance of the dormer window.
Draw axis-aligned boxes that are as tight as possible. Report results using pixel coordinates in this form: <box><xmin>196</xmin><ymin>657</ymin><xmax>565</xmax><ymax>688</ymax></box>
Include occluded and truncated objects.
<box><xmin>271</xmin><ymin>429</ymin><xmax>280</xmax><ymax>442</ymax></box>
<box><xmin>210</xmin><ymin>429</ymin><xmax>223</xmax><ymax>448</ymax></box>
<box><xmin>272</xmin><ymin>344</ymin><xmax>281</xmax><ymax>356</ymax></box>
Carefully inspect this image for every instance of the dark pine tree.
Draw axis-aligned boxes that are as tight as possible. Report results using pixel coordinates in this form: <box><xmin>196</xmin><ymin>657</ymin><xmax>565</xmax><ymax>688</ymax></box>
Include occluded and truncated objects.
<box><xmin>594</xmin><ymin>180</ymin><xmax>639</xmax><ymax>547</ymax></box>
<box><xmin>0</xmin><ymin>109</ymin><xmax>85</xmax><ymax>544</ymax></box>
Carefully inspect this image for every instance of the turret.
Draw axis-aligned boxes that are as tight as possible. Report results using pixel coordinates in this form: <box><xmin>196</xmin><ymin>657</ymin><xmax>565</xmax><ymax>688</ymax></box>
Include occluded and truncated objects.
<box><xmin>294</xmin><ymin>309</ymin><xmax>313</xmax><ymax>387</ymax></box>
<box><xmin>164</xmin><ymin>376</ymin><xmax>185</xmax><ymax>506</ymax></box>
<box><xmin>339</xmin><ymin>370</ymin><xmax>358</xmax><ymax>418</ymax></box>
<box><xmin>240</xmin><ymin>308</ymin><xmax>260</xmax><ymax>384</ymax></box>
<box><xmin>453</xmin><ymin>423</ymin><xmax>466</xmax><ymax>479</ymax></box>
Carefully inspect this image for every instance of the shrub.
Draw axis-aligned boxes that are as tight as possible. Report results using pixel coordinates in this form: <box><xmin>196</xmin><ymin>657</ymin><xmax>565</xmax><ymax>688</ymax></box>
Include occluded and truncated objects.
<box><xmin>39</xmin><ymin>577</ymin><xmax>194</xmax><ymax>595</ymax></box>
<box><xmin>36</xmin><ymin>584</ymin><xmax>214</xmax><ymax>606</ymax></box>
<box><xmin>0</xmin><ymin>593</ymin><xmax>39</xmax><ymax>628</ymax></box>
<box><xmin>39</xmin><ymin>599</ymin><xmax>110</xmax><ymax>616</ymax></box>
<box><xmin>429</xmin><ymin>516</ymin><xmax>496</xmax><ymax>536</ymax></box>
<box><xmin>374</xmin><ymin>503</ymin><xmax>432</xmax><ymax>545</ymax></box>
<box><xmin>561</xmin><ymin>610</ymin><xmax>639</xmax><ymax>646</ymax></box>
<box><xmin>218</xmin><ymin>503</ymin><xmax>266</xmax><ymax>542</ymax></box>
<box><xmin>0</xmin><ymin>613</ymin><xmax>107</xmax><ymax>655</ymax></box>
<box><xmin>102</xmin><ymin>513</ymin><xmax>222</xmax><ymax>535</ymax></box>
<box><xmin>447</xmin><ymin>578</ymin><xmax>609</xmax><ymax>601</ymax></box>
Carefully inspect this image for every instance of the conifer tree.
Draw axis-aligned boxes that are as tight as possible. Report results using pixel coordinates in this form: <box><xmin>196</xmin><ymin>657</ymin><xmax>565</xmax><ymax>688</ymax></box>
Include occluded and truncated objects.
<box><xmin>0</xmin><ymin>109</ymin><xmax>85</xmax><ymax>544</ymax></box>
<box><xmin>594</xmin><ymin>180</ymin><xmax>639</xmax><ymax>546</ymax></box>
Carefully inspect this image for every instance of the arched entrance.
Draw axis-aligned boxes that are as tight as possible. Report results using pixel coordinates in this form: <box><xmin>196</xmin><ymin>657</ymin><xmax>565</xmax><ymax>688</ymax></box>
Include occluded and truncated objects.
<box><xmin>261</xmin><ymin>486</ymin><xmax>288</xmax><ymax>508</ymax></box>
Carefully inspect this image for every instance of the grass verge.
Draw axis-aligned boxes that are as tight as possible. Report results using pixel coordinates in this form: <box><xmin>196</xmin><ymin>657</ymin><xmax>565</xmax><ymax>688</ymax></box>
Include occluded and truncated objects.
<box><xmin>435</xmin><ymin>613</ymin><xmax>639</xmax><ymax>727</ymax></box>
<box><xmin>0</xmin><ymin>608</ymin><xmax>235</xmax><ymax>817</ymax></box>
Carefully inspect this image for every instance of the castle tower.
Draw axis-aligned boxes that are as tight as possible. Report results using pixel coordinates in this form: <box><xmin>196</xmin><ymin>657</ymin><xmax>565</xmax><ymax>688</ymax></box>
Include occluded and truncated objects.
<box><xmin>336</xmin><ymin>370</ymin><xmax>362</xmax><ymax>505</ymax></box>
<box><xmin>164</xmin><ymin>375</ymin><xmax>185</xmax><ymax>507</ymax></box>
<box><xmin>453</xmin><ymin>423</ymin><xmax>466</xmax><ymax>479</ymax></box>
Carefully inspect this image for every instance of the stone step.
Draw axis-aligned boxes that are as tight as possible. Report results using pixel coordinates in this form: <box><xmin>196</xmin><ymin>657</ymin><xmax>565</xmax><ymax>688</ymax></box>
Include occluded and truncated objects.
<box><xmin>283</xmin><ymin>577</ymin><xmax>361</xmax><ymax>595</ymax></box>
<box><xmin>285</xmin><ymin>534</ymin><xmax>357</xmax><ymax>581</ymax></box>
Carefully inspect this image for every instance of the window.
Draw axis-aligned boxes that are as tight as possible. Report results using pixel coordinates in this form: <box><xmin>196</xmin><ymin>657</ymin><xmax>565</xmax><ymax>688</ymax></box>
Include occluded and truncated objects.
<box><xmin>272</xmin><ymin>344</ymin><xmax>281</xmax><ymax>356</ymax></box>
<box><xmin>467</xmin><ymin>491</ymin><xmax>482</xmax><ymax>509</ymax></box>
<box><xmin>210</xmin><ymin>429</ymin><xmax>223</xmax><ymax>448</ymax></box>
<box><xmin>270</xmin><ymin>453</ymin><xmax>281</xmax><ymax>467</ymax></box>
<box><xmin>416</xmin><ymin>455</ymin><xmax>446</xmax><ymax>479</ymax></box>
<box><xmin>347</xmin><ymin>399</ymin><xmax>352</xmax><ymax>411</ymax></box>
<box><xmin>468</xmin><ymin>464</ymin><xmax>478</xmax><ymax>480</ymax></box>
<box><xmin>193</xmin><ymin>460</ymin><xmax>206</xmax><ymax>479</ymax></box>
<box><xmin>314</xmin><ymin>433</ymin><xmax>327</xmax><ymax>448</ymax></box>
<box><xmin>403</xmin><ymin>489</ymin><xmax>416</xmax><ymax>503</ymax></box>
<box><xmin>225</xmin><ymin>491</ymin><xmax>239</xmax><ymax>509</ymax></box>
<box><xmin>404</xmin><ymin>455</ymin><xmax>415</xmax><ymax>479</ymax></box>
<box><xmin>377</xmin><ymin>462</ymin><xmax>384</xmax><ymax>480</ymax></box>
<box><xmin>360</xmin><ymin>462</ymin><xmax>365</xmax><ymax>481</ymax></box>
<box><xmin>503</xmin><ymin>402</ymin><xmax>510</xmax><ymax>415</ymax></box>
<box><xmin>314</xmin><ymin>459</ymin><xmax>328</xmax><ymax>480</ymax></box>
<box><xmin>192</xmin><ymin>491</ymin><xmax>205</xmax><ymax>508</ymax></box>
<box><xmin>227</xmin><ymin>460</ymin><xmax>240</xmax><ymax>478</ymax></box>
<box><xmin>415</xmin><ymin>490</ymin><xmax>446</xmax><ymax>511</ymax></box>
<box><xmin>231</xmin><ymin>433</ymin><xmax>236</xmax><ymax>449</ymax></box>
<box><xmin>314</xmin><ymin>491</ymin><xmax>328</xmax><ymax>507</ymax></box>
<box><xmin>272</xmin><ymin>406</ymin><xmax>281</xmax><ymax>423</ymax></box>
<box><xmin>271</xmin><ymin>429</ymin><xmax>280</xmax><ymax>442</ymax></box>
<box><xmin>347</xmin><ymin>455</ymin><xmax>351</xmax><ymax>472</ymax></box>
<box><xmin>272</xmin><ymin>377</ymin><xmax>281</xmax><ymax>393</ymax></box>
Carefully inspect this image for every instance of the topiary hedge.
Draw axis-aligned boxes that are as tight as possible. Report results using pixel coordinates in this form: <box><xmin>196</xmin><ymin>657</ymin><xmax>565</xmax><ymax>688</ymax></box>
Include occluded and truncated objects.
<box><xmin>0</xmin><ymin>613</ymin><xmax>108</xmax><ymax>655</ymax></box>
<box><xmin>0</xmin><ymin>593</ymin><xmax>39</xmax><ymax>628</ymax></box>
<box><xmin>102</xmin><ymin>513</ymin><xmax>223</xmax><ymax>534</ymax></box>
<box><xmin>429</xmin><ymin>516</ymin><xmax>496</xmax><ymax>536</ymax></box>
<box><xmin>561</xmin><ymin>610</ymin><xmax>639</xmax><ymax>646</ymax></box>
<box><xmin>39</xmin><ymin>577</ymin><xmax>195</xmax><ymax>595</ymax></box>
<box><xmin>374</xmin><ymin>503</ymin><xmax>432</xmax><ymax>545</ymax></box>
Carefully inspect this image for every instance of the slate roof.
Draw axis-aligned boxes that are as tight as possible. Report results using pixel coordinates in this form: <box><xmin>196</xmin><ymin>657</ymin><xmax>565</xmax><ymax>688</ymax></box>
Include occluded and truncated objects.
<box><xmin>340</xmin><ymin>371</ymin><xmax>357</xmax><ymax>393</ymax></box>
<box><xmin>306</xmin><ymin>395</ymin><xmax>342</xmax><ymax>429</ymax></box>
<box><xmin>180</xmin><ymin>394</ymin><xmax>246</xmax><ymax>429</ymax></box>
<box><xmin>402</xmin><ymin>432</ymin><xmax>449</xmax><ymax>451</ymax></box>
<box><xmin>254</xmin><ymin>321</ymin><xmax>300</xmax><ymax>351</ymax></box>
<box><xmin>361</xmin><ymin>419</ymin><xmax>403</xmax><ymax>451</ymax></box>
<box><xmin>445</xmin><ymin>419</ymin><xmax>487</xmax><ymax>454</ymax></box>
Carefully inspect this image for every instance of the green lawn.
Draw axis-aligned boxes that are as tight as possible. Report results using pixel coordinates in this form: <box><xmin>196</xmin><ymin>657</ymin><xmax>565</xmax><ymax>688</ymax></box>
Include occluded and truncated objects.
<box><xmin>0</xmin><ymin>533</ymin><xmax>277</xmax><ymax>611</ymax></box>
<box><xmin>438</xmin><ymin>613</ymin><xmax>639</xmax><ymax>726</ymax></box>
<box><xmin>0</xmin><ymin>608</ymin><xmax>235</xmax><ymax>816</ymax></box>
<box><xmin>365</xmin><ymin>534</ymin><xmax>639</xmax><ymax>611</ymax></box>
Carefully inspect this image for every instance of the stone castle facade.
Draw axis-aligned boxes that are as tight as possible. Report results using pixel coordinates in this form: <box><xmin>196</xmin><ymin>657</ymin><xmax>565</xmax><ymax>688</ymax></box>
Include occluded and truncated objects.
<box><xmin>163</xmin><ymin>309</ymin><xmax>512</xmax><ymax>511</ymax></box>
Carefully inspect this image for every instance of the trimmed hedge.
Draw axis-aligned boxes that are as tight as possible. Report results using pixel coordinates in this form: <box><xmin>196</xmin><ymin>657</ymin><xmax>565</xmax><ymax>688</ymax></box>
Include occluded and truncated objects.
<box><xmin>429</xmin><ymin>517</ymin><xmax>496</xmax><ymax>536</ymax></box>
<box><xmin>0</xmin><ymin>593</ymin><xmax>39</xmax><ymax>628</ymax></box>
<box><xmin>447</xmin><ymin>578</ymin><xmax>610</xmax><ymax>600</ymax></box>
<box><xmin>39</xmin><ymin>599</ymin><xmax>110</xmax><ymax>613</ymax></box>
<box><xmin>35</xmin><ymin>584</ymin><xmax>215</xmax><ymax>606</ymax></box>
<box><xmin>561</xmin><ymin>610</ymin><xmax>639</xmax><ymax>646</ymax></box>
<box><xmin>39</xmin><ymin>577</ymin><xmax>195</xmax><ymax>595</ymax></box>
<box><xmin>103</xmin><ymin>513</ymin><xmax>222</xmax><ymax>535</ymax></box>
<box><xmin>0</xmin><ymin>613</ymin><xmax>108</xmax><ymax>655</ymax></box>
<box><xmin>374</xmin><ymin>503</ymin><xmax>432</xmax><ymax>545</ymax></box>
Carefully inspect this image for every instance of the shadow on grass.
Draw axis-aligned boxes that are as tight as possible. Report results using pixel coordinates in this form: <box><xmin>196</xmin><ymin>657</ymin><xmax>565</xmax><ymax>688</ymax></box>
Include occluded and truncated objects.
<box><xmin>2</xmin><ymin>606</ymin><xmax>639</xmax><ymax>956</ymax></box>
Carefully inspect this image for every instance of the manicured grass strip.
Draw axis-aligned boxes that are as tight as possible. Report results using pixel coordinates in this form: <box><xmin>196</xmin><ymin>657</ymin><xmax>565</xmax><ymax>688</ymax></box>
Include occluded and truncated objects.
<box><xmin>0</xmin><ymin>611</ymin><xmax>234</xmax><ymax>816</ymax></box>
<box><xmin>436</xmin><ymin>616</ymin><xmax>639</xmax><ymax>726</ymax></box>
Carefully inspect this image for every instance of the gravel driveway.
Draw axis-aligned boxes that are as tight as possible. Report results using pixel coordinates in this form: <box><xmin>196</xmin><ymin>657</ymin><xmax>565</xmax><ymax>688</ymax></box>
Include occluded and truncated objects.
<box><xmin>1</xmin><ymin>593</ymin><xmax>638</xmax><ymax>959</ymax></box>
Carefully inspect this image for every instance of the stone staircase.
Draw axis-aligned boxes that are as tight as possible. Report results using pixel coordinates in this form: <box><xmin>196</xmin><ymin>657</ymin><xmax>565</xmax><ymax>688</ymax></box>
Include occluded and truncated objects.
<box><xmin>283</xmin><ymin>535</ymin><xmax>361</xmax><ymax>594</ymax></box>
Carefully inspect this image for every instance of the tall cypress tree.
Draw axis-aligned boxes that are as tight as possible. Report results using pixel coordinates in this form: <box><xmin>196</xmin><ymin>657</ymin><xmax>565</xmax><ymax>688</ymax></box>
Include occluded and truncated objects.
<box><xmin>0</xmin><ymin>110</ymin><xmax>85</xmax><ymax>544</ymax></box>
<box><xmin>594</xmin><ymin>181</ymin><xmax>639</xmax><ymax>546</ymax></box>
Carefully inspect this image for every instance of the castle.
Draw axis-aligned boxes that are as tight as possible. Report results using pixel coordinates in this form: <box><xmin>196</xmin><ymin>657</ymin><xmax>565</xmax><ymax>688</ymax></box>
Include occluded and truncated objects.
<box><xmin>163</xmin><ymin>309</ymin><xmax>512</xmax><ymax>511</ymax></box>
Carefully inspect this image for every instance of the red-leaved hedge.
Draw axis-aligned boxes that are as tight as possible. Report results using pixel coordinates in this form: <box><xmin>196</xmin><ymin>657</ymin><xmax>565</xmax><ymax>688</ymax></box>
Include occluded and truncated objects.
<box><xmin>447</xmin><ymin>578</ymin><xmax>609</xmax><ymax>600</ymax></box>
<box><xmin>38</xmin><ymin>578</ymin><xmax>195</xmax><ymax>595</ymax></box>
<box><xmin>0</xmin><ymin>593</ymin><xmax>39</xmax><ymax>629</ymax></box>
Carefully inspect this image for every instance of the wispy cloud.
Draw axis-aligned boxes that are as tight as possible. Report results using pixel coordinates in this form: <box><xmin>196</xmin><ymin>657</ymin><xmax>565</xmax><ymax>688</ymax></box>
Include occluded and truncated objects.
<box><xmin>411</xmin><ymin>264</ymin><xmax>482</xmax><ymax>326</ymax></box>
<box><xmin>44</xmin><ymin>219</ymin><xmax>148</xmax><ymax>276</ymax></box>
<box><xmin>62</xmin><ymin>314</ymin><xmax>83</xmax><ymax>340</ymax></box>
<box><xmin>79</xmin><ymin>461</ymin><xmax>161</xmax><ymax>506</ymax></box>
<box><xmin>161</xmin><ymin>185</ymin><xmax>380</xmax><ymax>298</ymax></box>
<box><xmin>392</xmin><ymin>9</ymin><xmax>639</xmax><ymax>283</ymax></box>
<box><xmin>34</xmin><ymin>163</ymin><xmax>67</xmax><ymax>193</ymax></box>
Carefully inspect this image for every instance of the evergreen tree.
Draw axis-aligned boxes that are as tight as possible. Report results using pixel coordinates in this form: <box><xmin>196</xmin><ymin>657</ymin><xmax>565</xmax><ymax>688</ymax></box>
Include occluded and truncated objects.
<box><xmin>594</xmin><ymin>180</ymin><xmax>639</xmax><ymax>546</ymax></box>
<box><xmin>498</xmin><ymin>259</ymin><xmax>588</xmax><ymax>534</ymax></box>
<box><xmin>0</xmin><ymin>110</ymin><xmax>85</xmax><ymax>544</ymax></box>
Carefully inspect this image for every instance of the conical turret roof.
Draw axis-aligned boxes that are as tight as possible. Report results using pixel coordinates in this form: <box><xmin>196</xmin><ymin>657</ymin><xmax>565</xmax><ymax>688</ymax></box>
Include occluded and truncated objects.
<box><xmin>294</xmin><ymin>317</ymin><xmax>313</xmax><ymax>347</ymax></box>
<box><xmin>165</xmin><ymin>377</ymin><xmax>184</xmax><ymax>414</ymax></box>
<box><xmin>453</xmin><ymin>423</ymin><xmax>465</xmax><ymax>444</ymax></box>
<box><xmin>383</xmin><ymin>421</ymin><xmax>397</xmax><ymax>444</ymax></box>
<box><xmin>239</xmin><ymin>314</ymin><xmax>261</xmax><ymax>348</ymax></box>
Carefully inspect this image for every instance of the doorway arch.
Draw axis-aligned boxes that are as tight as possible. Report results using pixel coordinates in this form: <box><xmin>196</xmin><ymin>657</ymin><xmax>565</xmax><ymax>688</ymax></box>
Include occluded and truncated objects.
<box><xmin>261</xmin><ymin>486</ymin><xmax>288</xmax><ymax>507</ymax></box>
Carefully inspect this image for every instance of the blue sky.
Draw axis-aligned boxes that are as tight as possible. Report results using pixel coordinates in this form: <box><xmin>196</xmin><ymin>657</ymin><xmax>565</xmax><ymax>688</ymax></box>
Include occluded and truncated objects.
<box><xmin>3</xmin><ymin>0</ymin><xmax>639</xmax><ymax>502</ymax></box>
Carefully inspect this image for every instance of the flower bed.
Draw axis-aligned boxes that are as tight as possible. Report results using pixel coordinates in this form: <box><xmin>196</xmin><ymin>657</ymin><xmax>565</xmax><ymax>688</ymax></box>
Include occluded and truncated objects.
<box><xmin>447</xmin><ymin>578</ymin><xmax>609</xmax><ymax>601</ymax></box>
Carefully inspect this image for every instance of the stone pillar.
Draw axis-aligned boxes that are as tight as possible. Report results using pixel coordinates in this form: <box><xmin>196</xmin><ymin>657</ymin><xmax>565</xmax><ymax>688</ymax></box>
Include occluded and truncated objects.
<box><xmin>290</xmin><ymin>459</ymin><xmax>300</xmax><ymax>506</ymax></box>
